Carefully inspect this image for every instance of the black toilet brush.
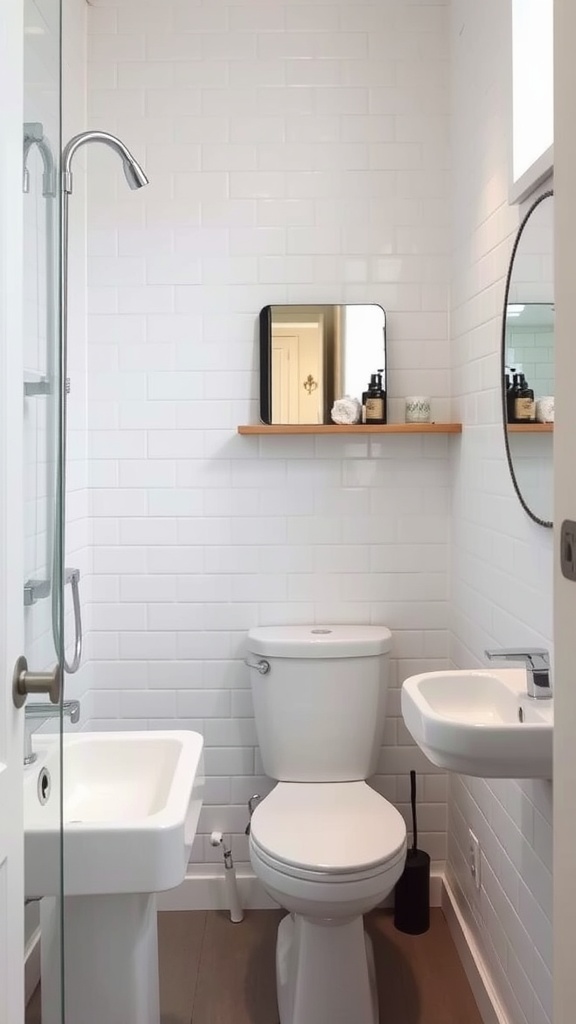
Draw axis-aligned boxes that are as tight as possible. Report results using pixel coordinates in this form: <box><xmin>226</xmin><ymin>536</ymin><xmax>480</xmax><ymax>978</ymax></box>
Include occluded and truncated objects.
<box><xmin>393</xmin><ymin>770</ymin><xmax>430</xmax><ymax>934</ymax></box>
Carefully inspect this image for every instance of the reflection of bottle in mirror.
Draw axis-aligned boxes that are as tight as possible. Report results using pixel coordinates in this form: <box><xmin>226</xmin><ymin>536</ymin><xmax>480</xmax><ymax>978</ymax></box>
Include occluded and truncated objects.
<box><xmin>364</xmin><ymin>370</ymin><xmax>386</xmax><ymax>424</ymax></box>
<box><xmin>505</xmin><ymin>369</ymin><xmax>515</xmax><ymax>423</ymax></box>
<box><xmin>514</xmin><ymin>373</ymin><xmax>535</xmax><ymax>422</ymax></box>
<box><xmin>511</xmin><ymin>372</ymin><xmax>522</xmax><ymax>422</ymax></box>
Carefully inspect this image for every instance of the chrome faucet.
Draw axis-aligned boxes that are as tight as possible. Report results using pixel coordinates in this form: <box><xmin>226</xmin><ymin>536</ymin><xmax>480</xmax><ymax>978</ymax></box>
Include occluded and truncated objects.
<box><xmin>485</xmin><ymin>648</ymin><xmax>552</xmax><ymax>700</ymax></box>
<box><xmin>24</xmin><ymin>700</ymin><xmax>80</xmax><ymax>765</ymax></box>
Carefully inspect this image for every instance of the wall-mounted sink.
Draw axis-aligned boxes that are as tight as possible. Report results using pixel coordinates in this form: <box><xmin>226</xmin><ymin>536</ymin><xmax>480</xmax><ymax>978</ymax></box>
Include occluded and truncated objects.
<box><xmin>401</xmin><ymin>669</ymin><xmax>552</xmax><ymax>778</ymax></box>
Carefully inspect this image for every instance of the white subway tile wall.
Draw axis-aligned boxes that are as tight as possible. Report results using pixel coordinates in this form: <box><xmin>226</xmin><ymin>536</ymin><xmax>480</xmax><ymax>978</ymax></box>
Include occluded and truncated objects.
<box><xmin>85</xmin><ymin>0</ymin><xmax>451</xmax><ymax>868</ymax></box>
<box><xmin>450</xmin><ymin>2</ymin><xmax>553</xmax><ymax>1023</ymax></box>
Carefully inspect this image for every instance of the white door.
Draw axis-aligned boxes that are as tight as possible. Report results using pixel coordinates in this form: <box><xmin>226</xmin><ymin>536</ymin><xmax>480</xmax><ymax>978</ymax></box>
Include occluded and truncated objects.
<box><xmin>271</xmin><ymin>325</ymin><xmax>324</xmax><ymax>423</ymax></box>
<box><xmin>0</xmin><ymin>2</ymin><xmax>25</xmax><ymax>1022</ymax></box>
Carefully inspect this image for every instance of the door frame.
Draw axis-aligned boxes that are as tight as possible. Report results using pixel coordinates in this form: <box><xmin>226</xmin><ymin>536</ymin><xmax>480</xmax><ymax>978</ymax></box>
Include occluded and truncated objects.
<box><xmin>0</xmin><ymin>1</ymin><xmax>26</xmax><ymax>1021</ymax></box>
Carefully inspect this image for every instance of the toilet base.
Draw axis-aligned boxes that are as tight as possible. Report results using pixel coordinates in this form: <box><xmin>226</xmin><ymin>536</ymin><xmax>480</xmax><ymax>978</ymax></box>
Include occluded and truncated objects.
<box><xmin>276</xmin><ymin>912</ymin><xmax>378</xmax><ymax>1024</ymax></box>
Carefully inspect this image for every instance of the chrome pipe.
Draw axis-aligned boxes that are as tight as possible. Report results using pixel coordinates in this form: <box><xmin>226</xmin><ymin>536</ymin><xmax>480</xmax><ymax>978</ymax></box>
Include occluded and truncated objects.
<box><xmin>62</xmin><ymin>130</ymin><xmax>148</xmax><ymax>195</ymax></box>
<box><xmin>54</xmin><ymin>132</ymin><xmax>148</xmax><ymax>675</ymax></box>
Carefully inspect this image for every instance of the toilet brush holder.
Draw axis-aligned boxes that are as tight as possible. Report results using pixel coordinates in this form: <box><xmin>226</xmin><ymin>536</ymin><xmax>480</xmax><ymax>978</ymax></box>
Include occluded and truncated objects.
<box><xmin>394</xmin><ymin>770</ymin><xmax>430</xmax><ymax>934</ymax></box>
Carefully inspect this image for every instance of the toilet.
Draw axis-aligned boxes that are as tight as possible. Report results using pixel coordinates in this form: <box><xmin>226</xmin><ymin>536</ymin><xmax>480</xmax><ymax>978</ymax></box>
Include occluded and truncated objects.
<box><xmin>245</xmin><ymin>625</ymin><xmax>407</xmax><ymax>1024</ymax></box>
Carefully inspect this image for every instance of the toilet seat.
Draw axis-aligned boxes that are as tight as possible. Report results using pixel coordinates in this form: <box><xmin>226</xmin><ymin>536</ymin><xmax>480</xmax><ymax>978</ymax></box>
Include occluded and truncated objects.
<box><xmin>250</xmin><ymin>782</ymin><xmax>406</xmax><ymax>883</ymax></box>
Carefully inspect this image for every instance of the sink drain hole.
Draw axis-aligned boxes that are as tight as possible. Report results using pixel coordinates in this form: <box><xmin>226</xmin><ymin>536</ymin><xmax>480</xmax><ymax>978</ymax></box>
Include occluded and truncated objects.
<box><xmin>37</xmin><ymin>767</ymin><xmax>51</xmax><ymax>805</ymax></box>
<box><xmin>518</xmin><ymin>707</ymin><xmax>524</xmax><ymax>723</ymax></box>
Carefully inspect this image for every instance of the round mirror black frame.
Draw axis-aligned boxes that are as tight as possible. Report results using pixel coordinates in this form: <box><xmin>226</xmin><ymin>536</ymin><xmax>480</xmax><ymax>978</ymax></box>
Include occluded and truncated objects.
<box><xmin>500</xmin><ymin>189</ymin><xmax>553</xmax><ymax>529</ymax></box>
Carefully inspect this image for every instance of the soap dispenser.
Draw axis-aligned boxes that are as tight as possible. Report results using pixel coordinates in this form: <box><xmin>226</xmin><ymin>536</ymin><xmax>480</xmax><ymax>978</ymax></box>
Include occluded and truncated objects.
<box><xmin>514</xmin><ymin>372</ymin><xmax>535</xmax><ymax>423</ymax></box>
<box><xmin>364</xmin><ymin>370</ymin><xmax>386</xmax><ymax>424</ymax></box>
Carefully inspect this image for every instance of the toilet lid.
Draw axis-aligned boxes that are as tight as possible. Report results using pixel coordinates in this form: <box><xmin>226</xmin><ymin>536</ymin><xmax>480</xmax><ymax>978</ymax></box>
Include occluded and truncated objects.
<box><xmin>250</xmin><ymin>782</ymin><xmax>406</xmax><ymax>874</ymax></box>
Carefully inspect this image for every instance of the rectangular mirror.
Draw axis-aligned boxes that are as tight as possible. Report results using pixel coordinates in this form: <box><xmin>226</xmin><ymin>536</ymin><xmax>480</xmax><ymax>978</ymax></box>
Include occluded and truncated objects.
<box><xmin>259</xmin><ymin>304</ymin><xmax>386</xmax><ymax>425</ymax></box>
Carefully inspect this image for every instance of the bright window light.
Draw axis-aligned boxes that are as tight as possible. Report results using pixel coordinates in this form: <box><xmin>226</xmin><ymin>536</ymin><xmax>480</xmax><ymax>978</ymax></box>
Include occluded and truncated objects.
<box><xmin>512</xmin><ymin>0</ymin><xmax>553</xmax><ymax>184</ymax></box>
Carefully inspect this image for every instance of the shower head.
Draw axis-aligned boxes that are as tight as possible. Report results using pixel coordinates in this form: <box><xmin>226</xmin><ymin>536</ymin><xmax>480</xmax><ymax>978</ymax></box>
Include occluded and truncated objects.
<box><xmin>122</xmin><ymin>155</ymin><xmax>149</xmax><ymax>190</ymax></box>
<box><xmin>62</xmin><ymin>130</ymin><xmax>149</xmax><ymax>194</ymax></box>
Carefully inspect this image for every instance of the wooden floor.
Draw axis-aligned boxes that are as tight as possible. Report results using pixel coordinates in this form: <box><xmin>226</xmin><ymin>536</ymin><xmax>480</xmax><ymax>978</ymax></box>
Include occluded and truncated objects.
<box><xmin>27</xmin><ymin>908</ymin><xmax>483</xmax><ymax>1024</ymax></box>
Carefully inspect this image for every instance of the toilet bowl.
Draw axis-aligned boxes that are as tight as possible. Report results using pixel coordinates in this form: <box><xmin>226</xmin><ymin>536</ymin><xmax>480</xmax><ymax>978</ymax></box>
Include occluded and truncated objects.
<box><xmin>245</xmin><ymin>625</ymin><xmax>408</xmax><ymax>1024</ymax></box>
<box><xmin>249</xmin><ymin>782</ymin><xmax>406</xmax><ymax>918</ymax></box>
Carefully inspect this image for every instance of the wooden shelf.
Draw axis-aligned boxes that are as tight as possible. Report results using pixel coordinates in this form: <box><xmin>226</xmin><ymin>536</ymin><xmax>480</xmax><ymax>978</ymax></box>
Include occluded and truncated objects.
<box><xmin>507</xmin><ymin>424</ymin><xmax>553</xmax><ymax>433</ymax></box>
<box><xmin>237</xmin><ymin>423</ymin><xmax>462</xmax><ymax>435</ymax></box>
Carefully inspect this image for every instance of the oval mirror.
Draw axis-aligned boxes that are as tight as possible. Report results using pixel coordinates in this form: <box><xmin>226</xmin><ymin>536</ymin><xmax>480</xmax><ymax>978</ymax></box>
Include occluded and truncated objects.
<box><xmin>501</xmin><ymin>190</ymin><xmax>554</xmax><ymax>528</ymax></box>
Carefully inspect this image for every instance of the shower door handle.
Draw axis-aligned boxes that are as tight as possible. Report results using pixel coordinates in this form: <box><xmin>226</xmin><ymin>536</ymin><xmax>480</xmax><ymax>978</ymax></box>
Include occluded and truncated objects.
<box><xmin>12</xmin><ymin>655</ymin><xmax>62</xmax><ymax>708</ymax></box>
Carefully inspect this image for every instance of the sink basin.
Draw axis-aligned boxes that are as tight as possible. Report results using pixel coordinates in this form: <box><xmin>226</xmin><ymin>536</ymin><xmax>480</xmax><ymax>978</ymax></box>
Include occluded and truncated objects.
<box><xmin>401</xmin><ymin>669</ymin><xmax>553</xmax><ymax>778</ymax></box>
<box><xmin>25</xmin><ymin>730</ymin><xmax>204</xmax><ymax>897</ymax></box>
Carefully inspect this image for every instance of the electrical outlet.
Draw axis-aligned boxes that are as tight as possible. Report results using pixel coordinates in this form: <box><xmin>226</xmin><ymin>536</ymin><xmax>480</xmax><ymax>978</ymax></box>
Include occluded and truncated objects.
<box><xmin>468</xmin><ymin>829</ymin><xmax>481</xmax><ymax>890</ymax></box>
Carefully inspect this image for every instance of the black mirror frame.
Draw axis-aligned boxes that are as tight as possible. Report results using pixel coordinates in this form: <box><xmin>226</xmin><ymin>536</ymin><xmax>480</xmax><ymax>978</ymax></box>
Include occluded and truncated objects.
<box><xmin>500</xmin><ymin>188</ymin><xmax>554</xmax><ymax>529</ymax></box>
<box><xmin>259</xmin><ymin>303</ymin><xmax>387</xmax><ymax>425</ymax></box>
<box><xmin>259</xmin><ymin>305</ymin><xmax>273</xmax><ymax>424</ymax></box>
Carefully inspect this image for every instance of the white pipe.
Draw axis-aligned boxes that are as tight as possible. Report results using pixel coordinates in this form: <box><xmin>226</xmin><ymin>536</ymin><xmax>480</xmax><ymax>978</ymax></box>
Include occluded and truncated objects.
<box><xmin>209</xmin><ymin>832</ymin><xmax>244</xmax><ymax>924</ymax></box>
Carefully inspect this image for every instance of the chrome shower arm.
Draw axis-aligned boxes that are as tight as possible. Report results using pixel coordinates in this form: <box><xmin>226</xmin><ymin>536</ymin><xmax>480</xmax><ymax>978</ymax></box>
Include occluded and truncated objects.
<box><xmin>62</xmin><ymin>130</ymin><xmax>148</xmax><ymax>194</ymax></box>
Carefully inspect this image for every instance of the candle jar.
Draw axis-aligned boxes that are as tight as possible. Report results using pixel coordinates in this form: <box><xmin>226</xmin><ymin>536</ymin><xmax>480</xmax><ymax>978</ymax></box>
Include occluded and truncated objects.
<box><xmin>405</xmin><ymin>396</ymin><xmax>431</xmax><ymax>423</ymax></box>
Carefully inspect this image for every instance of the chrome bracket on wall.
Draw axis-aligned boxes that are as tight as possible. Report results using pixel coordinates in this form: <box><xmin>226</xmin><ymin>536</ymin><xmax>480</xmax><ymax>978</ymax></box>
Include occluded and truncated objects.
<box><xmin>24</xmin><ymin>377</ymin><xmax>51</xmax><ymax>397</ymax></box>
<box><xmin>24</xmin><ymin>579</ymin><xmax>50</xmax><ymax>606</ymax></box>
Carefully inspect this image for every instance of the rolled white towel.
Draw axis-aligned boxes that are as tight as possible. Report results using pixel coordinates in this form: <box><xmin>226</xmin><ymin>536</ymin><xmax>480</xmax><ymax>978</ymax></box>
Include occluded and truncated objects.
<box><xmin>331</xmin><ymin>395</ymin><xmax>362</xmax><ymax>425</ymax></box>
<box><xmin>536</xmin><ymin>396</ymin><xmax>554</xmax><ymax>423</ymax></box>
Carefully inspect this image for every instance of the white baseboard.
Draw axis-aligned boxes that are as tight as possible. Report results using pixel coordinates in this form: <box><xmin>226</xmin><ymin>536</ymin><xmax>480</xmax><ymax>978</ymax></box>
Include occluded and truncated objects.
<box><xmin>157</xmin><ymin>863</ymin><xmax>445</xmax><ymax>913</ymax></box>
<box><xmin>157</xmin><ymin>868</ymin><xmax>279</xmax><ymax>912</ymax></box>
<box><xmin>442</xmin><ymin>875</ymin><xmax>511</xmax><ymax>1024</ymax></box>
<box><xmin>25</xmin><ymin>928</ymin><xmax>41</xmax><ymax>1004</ymax></box>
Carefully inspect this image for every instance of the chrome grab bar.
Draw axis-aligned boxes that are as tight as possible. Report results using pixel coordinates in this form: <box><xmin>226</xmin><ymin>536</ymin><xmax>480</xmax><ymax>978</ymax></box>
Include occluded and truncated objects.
<box><xmin>25</xmin><ymin>699</ymin><xmax>80</xmax><ymax>722</ymax></box>
<box><xmin>63</xmin><ymin>568</ymin><xmax>83</xmax><ymax>674</ymax></box>
<box><xmin>244</xmin><ymin>658</ymin><xmax>270</xmax><ymax>675</ymax></box>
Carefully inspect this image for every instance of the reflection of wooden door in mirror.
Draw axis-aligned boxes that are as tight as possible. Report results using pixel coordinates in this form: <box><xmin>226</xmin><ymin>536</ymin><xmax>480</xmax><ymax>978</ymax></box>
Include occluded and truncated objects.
<box><xmin>271</xmin><ymin>323</ymin><xmax>323</xmax><ymax>424</ymax></box>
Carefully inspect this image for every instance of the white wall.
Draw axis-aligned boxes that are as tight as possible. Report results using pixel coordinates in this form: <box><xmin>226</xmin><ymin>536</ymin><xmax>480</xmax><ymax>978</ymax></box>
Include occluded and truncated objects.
<box><xmin>449</xmin><ymin>2</ymin><xmax>553</xmax><ymax>1023</ymax></box>
<box><xmin>79</xmin><ymin>5</ymin><xmax>556</xmax><ymax>1019</ymax></box>
<box><xmin>85</xmin><ymin>0</ymin><xmax>452</xmax><ymax>868</ymax></box>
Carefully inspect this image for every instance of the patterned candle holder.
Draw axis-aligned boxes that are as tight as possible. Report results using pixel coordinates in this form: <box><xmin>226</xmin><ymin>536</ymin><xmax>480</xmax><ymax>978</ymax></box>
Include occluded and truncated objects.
<box><xmin>405</xmin><ymin>396</ymin><xmax>431</xmax><ymax>423</ymax></box>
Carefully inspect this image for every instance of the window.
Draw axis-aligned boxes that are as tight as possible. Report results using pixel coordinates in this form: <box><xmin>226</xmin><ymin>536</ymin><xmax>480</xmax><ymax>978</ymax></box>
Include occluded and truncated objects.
<box><xmin>511</xmin><ymin>0</ymin><xmax>553</xmax><ymax>203</ymax></box>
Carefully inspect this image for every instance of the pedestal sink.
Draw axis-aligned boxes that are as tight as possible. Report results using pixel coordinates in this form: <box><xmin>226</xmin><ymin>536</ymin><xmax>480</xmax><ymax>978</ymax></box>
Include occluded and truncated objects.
<box><xmin>25</xmin><ymin>730</ymin><xmax>204</xmax><ymax>1024</ymax></box>
<box><xmin>401</xmin><ymin>669</ymin><xmax>553</xmax><ymax>778</ymax></box>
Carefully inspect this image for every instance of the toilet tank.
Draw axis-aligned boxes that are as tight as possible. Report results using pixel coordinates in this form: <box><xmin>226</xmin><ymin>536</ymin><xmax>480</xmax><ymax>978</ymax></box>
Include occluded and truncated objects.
<box><xmin>245</xmin><ymin>625</ymin><xmax>392</xmax><ymax>783</ymax></box>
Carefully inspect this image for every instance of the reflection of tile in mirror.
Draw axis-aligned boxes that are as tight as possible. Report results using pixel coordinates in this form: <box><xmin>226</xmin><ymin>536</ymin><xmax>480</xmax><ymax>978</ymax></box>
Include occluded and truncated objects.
<box><xmin>506</xmin><ymin>303</ymin><xmax>554</xmax><ymax>397</ymax></box>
